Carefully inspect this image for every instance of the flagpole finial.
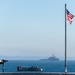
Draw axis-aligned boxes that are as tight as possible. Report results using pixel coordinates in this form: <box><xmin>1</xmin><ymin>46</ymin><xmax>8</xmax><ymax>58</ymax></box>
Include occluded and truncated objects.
<box><xmin>65</xmin><ymin>4</ymin><xmax>67</xmax><ymax>7</ymax></box>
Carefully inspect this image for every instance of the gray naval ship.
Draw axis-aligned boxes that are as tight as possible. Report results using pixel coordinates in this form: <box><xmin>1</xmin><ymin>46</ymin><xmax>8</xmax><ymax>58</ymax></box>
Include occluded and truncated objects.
<box><xmin>40</xmin><ymin>55</ymin><xmax>59</xmax><ymax>61</ymax></box>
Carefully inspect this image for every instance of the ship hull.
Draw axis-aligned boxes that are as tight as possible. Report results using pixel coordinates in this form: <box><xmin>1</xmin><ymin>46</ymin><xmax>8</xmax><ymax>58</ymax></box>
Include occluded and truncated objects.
<box><xmin>17</xmin><ymin>66</ymin><xmax>42</xmax><ymax>71</ymax></box>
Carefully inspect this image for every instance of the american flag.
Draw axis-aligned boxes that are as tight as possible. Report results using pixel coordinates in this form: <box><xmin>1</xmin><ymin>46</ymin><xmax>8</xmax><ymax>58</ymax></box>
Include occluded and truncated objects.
<box><xmin>66</xmin><ymin>9</ymin><xmax>74</xmax><ymax>24</ymax></box>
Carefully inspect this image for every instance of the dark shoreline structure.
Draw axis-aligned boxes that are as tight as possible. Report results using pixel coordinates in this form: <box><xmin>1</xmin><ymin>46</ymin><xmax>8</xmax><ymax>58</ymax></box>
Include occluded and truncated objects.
<box><xmin>0</xmin><ymin>59</ymin><xmax>8</xmax><ymax>72</ymax></box>
<box><xmin>40</xmin><ymin>55</ymin><xmax>59</xmax><ymax>61</ymax></box>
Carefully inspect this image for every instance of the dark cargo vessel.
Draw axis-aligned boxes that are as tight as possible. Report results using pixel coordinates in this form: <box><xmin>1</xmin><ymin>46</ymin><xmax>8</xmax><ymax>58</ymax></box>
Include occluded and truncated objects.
<box><xmin>17</xmin><ymin>66</ymin><xmax>43</xmax><ymax>71</ymax></box>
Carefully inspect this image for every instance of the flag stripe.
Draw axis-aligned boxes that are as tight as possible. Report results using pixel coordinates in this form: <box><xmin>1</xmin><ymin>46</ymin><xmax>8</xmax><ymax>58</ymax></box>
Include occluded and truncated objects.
<box><xmin>66</xmin><ymin>9</ymin><xmax>74</xmax><ymax>24</ymax></box>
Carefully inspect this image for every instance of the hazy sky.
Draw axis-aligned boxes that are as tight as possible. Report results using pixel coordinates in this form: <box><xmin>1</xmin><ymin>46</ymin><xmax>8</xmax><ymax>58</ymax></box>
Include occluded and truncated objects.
<box><xmin>0</xmin><ymin>0</ymin><xmax>75</xmax><ymax>59</ymax></box>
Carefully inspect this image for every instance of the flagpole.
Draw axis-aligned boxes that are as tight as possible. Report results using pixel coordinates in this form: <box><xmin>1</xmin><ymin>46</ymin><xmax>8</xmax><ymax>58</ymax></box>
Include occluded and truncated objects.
<box><xmin>65</xmin><ymin>4</ymin><xmax>67</xmax><ymax>73</ymax></box>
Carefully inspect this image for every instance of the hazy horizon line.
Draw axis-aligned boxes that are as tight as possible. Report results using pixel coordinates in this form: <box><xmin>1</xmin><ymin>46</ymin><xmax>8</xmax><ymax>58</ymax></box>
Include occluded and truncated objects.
<box><xmin>0</xmin><ymin>55</ymin><xmax>75</xmax><ymax>60</ymax></box>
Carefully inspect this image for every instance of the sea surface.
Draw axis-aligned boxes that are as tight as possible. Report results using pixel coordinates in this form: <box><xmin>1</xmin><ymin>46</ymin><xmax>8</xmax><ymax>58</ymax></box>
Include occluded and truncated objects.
<box><xmin>0</xmin><ymin>60</ymin><xmax>75</xmax><ymax>72</ymax></box>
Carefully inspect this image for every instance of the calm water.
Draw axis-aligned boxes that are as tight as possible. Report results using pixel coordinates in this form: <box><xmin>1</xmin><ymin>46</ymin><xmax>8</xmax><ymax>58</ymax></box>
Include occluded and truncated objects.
<box><xmin>0</xmin><ymin>60</ymin><xmax>75</xmax><ymax>72</ymax></box>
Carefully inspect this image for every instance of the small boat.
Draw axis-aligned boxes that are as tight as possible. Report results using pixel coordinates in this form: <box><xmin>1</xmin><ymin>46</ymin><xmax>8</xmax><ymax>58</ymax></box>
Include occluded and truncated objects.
<box><xmin>17</xmin><ymin>66</ymin><xmax>43</xmax><ymax>71</ymax></box>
